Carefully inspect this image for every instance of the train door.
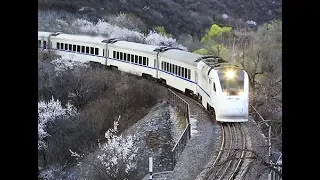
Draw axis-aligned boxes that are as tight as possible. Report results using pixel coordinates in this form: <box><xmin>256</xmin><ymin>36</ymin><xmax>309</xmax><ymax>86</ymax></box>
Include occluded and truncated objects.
<box><xmin>211</xmin><ymin>79</ymin><xmax>218</xmax><ymax>115</ymax></box>
<box><xmin>154</xmin><ymin>58</ymin><xmax>158</xmax><ymax>79</ymax></box>
<box><xmin>195</xmin><ymin>71</ymin><xmax>198</xmax><ymax>83</ymax></box>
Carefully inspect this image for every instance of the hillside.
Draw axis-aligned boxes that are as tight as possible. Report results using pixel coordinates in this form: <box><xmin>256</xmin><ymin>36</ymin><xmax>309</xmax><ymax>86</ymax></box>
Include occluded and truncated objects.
<box><xmin>38</xmin><ymin>0</ymin><xmax>282</xmax><ymax>38</ymax></box>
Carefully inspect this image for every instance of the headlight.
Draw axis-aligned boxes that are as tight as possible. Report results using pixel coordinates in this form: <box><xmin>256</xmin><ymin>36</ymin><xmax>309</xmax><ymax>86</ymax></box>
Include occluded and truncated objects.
<box><xmin>225</xmin><ymin>69</ymin><xmax>235</xmax><ymax>80</ymax></box>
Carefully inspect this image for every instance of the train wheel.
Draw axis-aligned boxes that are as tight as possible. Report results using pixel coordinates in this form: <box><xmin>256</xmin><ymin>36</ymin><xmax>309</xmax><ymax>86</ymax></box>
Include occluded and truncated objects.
<box><xmin>198</xmin><ymin>94</ymin><xmax>202</xmax><ymax>102</ymax></box>
<box><xmin>211</xmin><ymin>109</ymin><xmax>216</xmax><ymax>120</ymax></box>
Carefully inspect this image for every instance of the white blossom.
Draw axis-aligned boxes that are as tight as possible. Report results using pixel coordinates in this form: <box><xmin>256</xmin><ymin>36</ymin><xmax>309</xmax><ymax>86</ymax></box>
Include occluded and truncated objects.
<box><xmin>69</xmin><ymin>149</ymin><xmax>84</xmax><ymax>166</ymax></box>
<box><xmin>55</xmin><ymin>19</ymin><xmax>69</xmax><ymax>27</ymax></box>
<box><xmin>222</xmin><ymin>13</ymin><xmax>229</xmax><ymax>19</ymax></box>
<box><xmin>44</xmin><ymin>17</ymin><xmax>187</xmax><ymax>49</ymax></box>
<box><xmin>38</xmin><ymin>165</ymin><xmax>67</xmax><ymax>180</ymax></box>
<box><xmin>145</xmin><ymin>30</ymin><xmax>187</xmax><ymax>50</ymax></box>
<box><xmin>246</xmin><ymin>20</ymin><xmax>257</xmax><ymax>26</ymax></box>
<box><xmin>38</xmin><ymin>97</ymin><xmax>77</xmax><ymax>150</ymax></box>
<box><xmin>97</xmin><ymin>116</ymin><xmax>139</xmax><ymax>174</ymax></box>
<box><xmin>51</xmin><ymin>58</ymin><xmax>88</xmax><ymax>76</ymax></box>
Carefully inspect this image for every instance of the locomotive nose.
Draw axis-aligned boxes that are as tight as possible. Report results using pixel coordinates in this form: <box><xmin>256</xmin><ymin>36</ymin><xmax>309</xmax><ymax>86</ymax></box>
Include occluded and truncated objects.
<box><xmin>217</xmin><ymin>97</ymin><xmax>248</xmax><ymax>120</ymax></box>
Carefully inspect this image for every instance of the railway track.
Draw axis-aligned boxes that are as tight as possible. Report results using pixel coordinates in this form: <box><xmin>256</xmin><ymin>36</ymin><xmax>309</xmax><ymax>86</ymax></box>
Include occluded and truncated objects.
<box><xmin>171</xmin><ymin>89</ymin><xmax>252</xmax><ymax>180</ymax></box>
<box><xmin>202</xmin><ymin>123</ymin><xmax>249</xmax><ymax>180</ymax></box>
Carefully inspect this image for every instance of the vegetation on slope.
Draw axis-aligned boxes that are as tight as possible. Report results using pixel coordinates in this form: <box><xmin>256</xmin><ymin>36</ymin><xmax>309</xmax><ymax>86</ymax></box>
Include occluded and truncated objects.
<box><xmin>38</xmin><ymin>0</ymin><xmax>282</xmax><ymax>38</ymax></box>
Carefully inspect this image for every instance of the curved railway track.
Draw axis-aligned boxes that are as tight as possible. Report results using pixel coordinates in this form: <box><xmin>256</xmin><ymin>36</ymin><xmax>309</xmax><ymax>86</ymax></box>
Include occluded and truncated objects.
<box><xmin>203</xmin><ymin>123</ymin><xmax>249</xmax><ymax>180</ymax></box>
<box><xmin>171</xmin><ymin>89</ymin><xmax>252</xmax><ymax>180</ymax></box>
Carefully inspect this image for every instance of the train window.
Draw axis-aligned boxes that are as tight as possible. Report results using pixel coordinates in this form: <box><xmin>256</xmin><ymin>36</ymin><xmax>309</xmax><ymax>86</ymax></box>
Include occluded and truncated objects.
<box><xmin>95</xmin><ymin>48</ymin><xmax>99</xmax><ymax>55</ymax></box>
<box><xmin>218</xmin><ymin>69</ymin><xmax>244</xmax><ymax>94</ymax></box>
<box><xmin>73</xmin><ymin>45</ymin><xmax>76</xmax><ymax>51</ymax></box>
<box><xmin>188</xmin><ymin>69</ymin><xmax>191</xmax><ymax>79</ymax></box>
<box><xmin>147</xmin><ymin>58</ymin><xmax>149</xmax><ymax>66</ymax></box>
<box><xmin>90</xmin><ymin>47</ymin><xmax>94</xmax><ymax>54</ymax></box>
<box><xmin>131</xmin><ymin>55</ymin><xmax>134</xmax><ymax>62</ymax></box>
<box><xmin>161</xmin><ymin>62</ymin><xmax>164</xmax><ymax>70</ymax></box>
<box><xmin>86</xmin><ymin>46</ymin><xmax>89</xmax><ymax>54</ymax></box>
<box><xmin>61</xmin><ymin>43</ymin><xmax>64</xmax><ymax>49</ymax></box>
<box><xmin>117</xmin><ymin>52</ymin><xmax>119</xmax><ymax>59</ymax></box>
<box><xmin>77</xmin><ymin>45</ymin><xmax>80</xmax><ymax>52</ymax></box>
<box><xmin>56</xmin><ymin>42</ymin><xmax>60</xmax><ymax>49</ymax></box>
<box><xmin>164</xmin><ymin>62</ymin><xmax>166</xmax><ymax>71</ymax></box>
<box><xmin>103</xmin><ymin>49</ymin><xmax>105</xmax><ymax>56</ymax></box>
<box><xmin>81</xmin><ymin>46</ymin><xmax>85</xmax><ymax>53</ymax></box>
<box><xmin>113</xmin><ymin>51</ymin><xmax>116</xmax><ymax>58</ymax></box>
<box><xmin>123</xmin><ymin>53</ymin><xmax>127</xmax><ymax>61</ymax></box>
<box><xmin>182</xmin><ymin>67</ymin><xmax>185</xmax><ymax>77</ymax></box>
<box><xmin>185</xmin><ymin>68</ymin><xmax>188</xmax><ymax>78</ymax></box>
<box><xmin>65</xmin><ymin>44</ymin><xmax>68</xmax><ymax>50</ymax></box>
<box><xmin>178</xmin><ymin>66</ymin><xmax>181</xmax><ymax>76</ymax></box>
<box><xmin>173</xmin><ymin>64</ymin><xmax>175</xmax><ymax>73</ymax></box>
<box><xmin>175</xmin><ymin>65</ymin><xmax>177</xmax><ymax>75</ymax></box>
<box><xmin>108</xmin><ymin>50</ymin><xmax>109</xmax><ymax>57</ymax></box>
<box><xmin>69</xmin><ymin>44</ymin><xmax>72</xmax><ymax>51</ymax></box>
<box><xmin>135</xmin><ymin>55</ymin><xmax>138</xmax><ymax>63</ymax></box>
<box><xmin>166</xmin><ymin>62</ymin><xmax>169</xmax><ymax>72</ymax></box>
<box><xmin>120</xmin><ymin>52</ymin><xmax>123</xmax><ymax>60</ymax></box>
<box><xmin>139</xmin><ymin>56</ymin><xmax>142</xmax><ymax>64</ymax></box>
<box><xmin>143</xmin><ymin>57</ymin><xmax>146</xmax><ymax>65</ymax></box>
<box><xmin>127</xmin><ymin>54</ymin><xmax>130</xmax><ymax>62</ymax></box>
<box><xmin>43</xmin><ymin>41</ymin><xmax>47</xmax><ymax>49</ymax></box>
<box><xmin>38</xmin><ymin>40</ymin><xmax>41</xmax><ymax>48</ymax></box>
<box><xmin>213</xmin><ymin>83</ymin><xmax>216</xmax><ymax>92</ymax></box>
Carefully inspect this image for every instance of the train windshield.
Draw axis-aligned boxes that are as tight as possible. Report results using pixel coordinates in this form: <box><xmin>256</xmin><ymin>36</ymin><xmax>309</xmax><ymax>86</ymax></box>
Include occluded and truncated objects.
<box><xmin>217</xmin><ymin>68</ymin><xmax>244</xmax><ymax>96</ymax></box>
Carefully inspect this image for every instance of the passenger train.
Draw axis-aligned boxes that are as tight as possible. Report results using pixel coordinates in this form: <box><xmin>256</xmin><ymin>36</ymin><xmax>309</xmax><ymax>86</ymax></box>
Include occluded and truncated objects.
<box><xmin>38</xmin><ymin>31</ymin><xmax>249</xmax><ymax>122</ymax></box>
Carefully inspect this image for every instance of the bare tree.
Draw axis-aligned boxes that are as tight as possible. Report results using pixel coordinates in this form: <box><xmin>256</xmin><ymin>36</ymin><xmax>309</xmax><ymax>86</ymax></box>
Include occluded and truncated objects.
<box><xmin>232</xmin><ymin>20</ymin><xmax>282</xmax><ymax>110</ymax></box>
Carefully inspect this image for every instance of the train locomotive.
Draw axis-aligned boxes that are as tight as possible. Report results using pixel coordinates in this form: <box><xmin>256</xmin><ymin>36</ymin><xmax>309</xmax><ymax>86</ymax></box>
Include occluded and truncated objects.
<box><xmin>38</xmin><ymin>31</ymin><xmax>249</xmax><ymax>122</ymax></box>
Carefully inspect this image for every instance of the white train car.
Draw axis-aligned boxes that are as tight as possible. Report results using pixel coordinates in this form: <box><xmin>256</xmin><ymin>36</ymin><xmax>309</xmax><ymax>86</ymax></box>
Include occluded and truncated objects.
<box><xmin>197</xmin><ymin>56</ymin><xmax>249</xmax><ymax>122</ymax></box>
<box><xmin>49</xmin><ymin>33</ymin><xmax>107</xmax><ymax>65</ymax></box>
<box><xmin>107</xmin><ymin>41</ymin><xmax>159</xmax><ymax>77</ymax></box>
<box><xmin>157</xmin><ymin>47</ymin><xmax>201</xmax><ymax>95</ymax></box>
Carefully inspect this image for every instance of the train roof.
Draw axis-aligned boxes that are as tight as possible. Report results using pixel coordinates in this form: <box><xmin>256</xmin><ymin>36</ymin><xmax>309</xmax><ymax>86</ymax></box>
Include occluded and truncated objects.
<box><xmin>38</xmin><ymin>31</ymin><xmax>203</xmax><ymax>65</ymax></box>
<box><xmin>38</xmin><ymin>31</ymin><xmax>54</xmax><ymax>37</ymax></box>
<box><xmin>160</xmin><ymin>49</ymin><xmax>202</xmax><ymax>67</ymax></box>
<box><xmin>197</xmin><ymin>55</ymin><xmax>239</xmax><ymax>70</ymax></box>
<box><xmin>197</xmin><ymin>56</ymin><xmax>241</xmax><ymax>76</ymax></box>
<box><xmin>110</xmin><ymin>41</ymin><xmax>159</xmax><ymax>54</ymax></box>
<box><xmin>53</xmin><ymin>33</ymin><xmax>106</xmax><ymax>44</ymax></box>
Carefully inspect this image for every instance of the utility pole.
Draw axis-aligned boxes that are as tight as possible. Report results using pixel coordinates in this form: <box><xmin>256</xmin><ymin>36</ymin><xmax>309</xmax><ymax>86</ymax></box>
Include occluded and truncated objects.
<box><xmin>149</xmin><ymin>157</ymin><xmax>153</xmax><ymax>180</ymax></box>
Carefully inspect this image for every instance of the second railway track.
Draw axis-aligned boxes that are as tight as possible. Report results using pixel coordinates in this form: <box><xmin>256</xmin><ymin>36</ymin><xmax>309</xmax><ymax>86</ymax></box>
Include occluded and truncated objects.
<box><xmin>171</xmin><ymin>89</ymin><xmax>252</xmax><ymax>180</ymax></box>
